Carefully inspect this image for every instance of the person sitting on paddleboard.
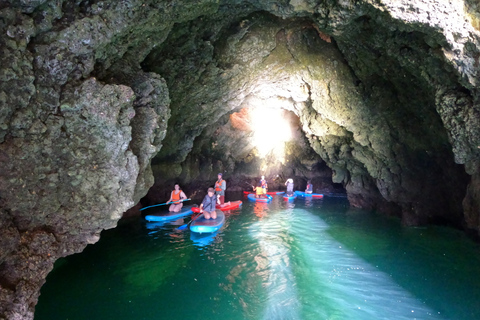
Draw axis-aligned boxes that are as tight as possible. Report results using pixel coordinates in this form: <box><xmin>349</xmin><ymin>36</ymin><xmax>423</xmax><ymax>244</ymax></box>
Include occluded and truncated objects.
<box><xmin>200</xmin><ymin>187</ymin><xmax>217</xmax><ymax>220</ymax></box>
<box><xmin>254</xmin><ymin>182</ymin><xmax>266</xmax><ymax>198</ymax></box>
<box><xmin>305</xmin><ymin>180</ymin><xmax>313</xmax><ymax>194</ymax></box>
<box><xmin>260</xmin><ymin>175</ymin><xmax>268</xmax><ymax>195</ymax></box>
<box><xmin>167</xmin><ymin>183</ymin><xmax>187</xmax><ymax>212</ymax></box>
<box><xmin>215</xmin><ymin>173</ymin><xmax>226</xmax><ymax>205</ymax></box>
<box><xmin>285</xmin><ymin>178</ymin><xmax>294</xmax><ymax>196</ymax></box>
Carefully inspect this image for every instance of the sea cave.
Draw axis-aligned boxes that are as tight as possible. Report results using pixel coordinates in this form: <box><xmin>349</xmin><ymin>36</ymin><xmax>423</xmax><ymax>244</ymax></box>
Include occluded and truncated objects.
<box><xmin>1</xmin><ymin>0</ymin><xmax>480</xmax><ymax>319</ymax></box>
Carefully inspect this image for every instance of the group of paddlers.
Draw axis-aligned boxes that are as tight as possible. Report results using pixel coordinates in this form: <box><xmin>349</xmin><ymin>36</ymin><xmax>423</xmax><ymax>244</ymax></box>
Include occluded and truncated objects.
<box><xmin>166</xmin><ymin>174</ymin><xmax>314</xmax><ymax>219</ymax></box>
<box><xmin>253</xmin><ymin>176</ymin><xmax>313</xmax><ymax>197</ymax></box>
<box><xmin>167</xmin><ymin>173</ymin><xmax>228</xmax><ymax>220</ymax></box>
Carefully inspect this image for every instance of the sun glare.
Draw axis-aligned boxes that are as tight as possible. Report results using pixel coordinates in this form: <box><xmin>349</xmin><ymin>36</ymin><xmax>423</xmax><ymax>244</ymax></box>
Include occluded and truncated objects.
<box><xmin>250</xmin><ymin>107</ymin><xmax>293</xmax><ymax>161</ymax></box>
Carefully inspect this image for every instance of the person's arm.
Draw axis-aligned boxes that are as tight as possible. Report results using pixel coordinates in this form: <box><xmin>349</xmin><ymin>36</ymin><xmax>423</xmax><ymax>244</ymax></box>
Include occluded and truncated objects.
<box><xmin>180</xmin><ymin>191</ymin><xmax>187</xmax><ymax>199</ymax></box>
<box><xmin>222</xmin><ymin>180</ymin><xmax>226</xmax><ymax>191</ymax></box>
<box><xmin>167</xmin><ymin>191</ymin><xmax>173</xmax><ymax>203</ymax></box>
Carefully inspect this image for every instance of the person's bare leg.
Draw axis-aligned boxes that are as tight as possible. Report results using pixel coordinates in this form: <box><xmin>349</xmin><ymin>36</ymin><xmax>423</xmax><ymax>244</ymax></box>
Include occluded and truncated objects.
<box><xmin>211</xmin><ymin>210</ymin><xmax>217</xmax><ymax>219</ymax></box>
<box><xmin>204</xmin><ymin>211</ymin><xmax>211</xmax><ymax>219</ymax></box>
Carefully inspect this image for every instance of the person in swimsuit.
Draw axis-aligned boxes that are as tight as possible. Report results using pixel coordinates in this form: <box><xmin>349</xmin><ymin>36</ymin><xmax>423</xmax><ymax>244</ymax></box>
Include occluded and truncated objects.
<box><xmin>167</xmin><ymin>183</ymin><xmax>187</xmax><ymax>212</ymax></box>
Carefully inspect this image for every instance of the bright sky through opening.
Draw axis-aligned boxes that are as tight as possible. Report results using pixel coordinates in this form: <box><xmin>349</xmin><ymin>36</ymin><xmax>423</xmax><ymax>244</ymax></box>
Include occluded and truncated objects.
<box><xmin>250</xmin><ymin>107</ymin><xmax>292</xmax><ymax>161</ymax></box>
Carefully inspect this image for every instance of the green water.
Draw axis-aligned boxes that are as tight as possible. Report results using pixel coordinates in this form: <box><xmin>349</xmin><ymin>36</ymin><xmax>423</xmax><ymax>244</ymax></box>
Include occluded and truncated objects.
<box><xmin>35</xmin><ymin>193</ymin><xmax>480</xmax><ymax>320</ymax></box>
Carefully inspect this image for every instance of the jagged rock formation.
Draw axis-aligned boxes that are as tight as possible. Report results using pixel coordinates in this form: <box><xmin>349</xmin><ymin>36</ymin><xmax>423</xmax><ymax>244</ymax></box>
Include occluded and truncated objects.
<box><xmin>0</xmin><ymin>1</ymin><xmax>479</xmax><ymax>319</ymax></box>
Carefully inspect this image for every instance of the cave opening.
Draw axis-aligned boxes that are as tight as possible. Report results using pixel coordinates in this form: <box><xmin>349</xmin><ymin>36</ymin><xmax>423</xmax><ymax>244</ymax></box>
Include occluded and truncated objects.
<box><xmin>138</xmin><ymin>11</ymin><xmax>352</xmax><ymax>205</ymax></box>
<box><xmin>137</xmin><ymin>7</ymin><xmax>472</xmax><ymax>230</ymax></box>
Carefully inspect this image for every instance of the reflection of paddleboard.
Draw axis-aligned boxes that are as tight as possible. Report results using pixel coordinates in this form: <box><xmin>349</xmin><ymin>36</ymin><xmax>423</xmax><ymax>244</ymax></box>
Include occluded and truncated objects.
<box><xmin>247</xmin><ymin>194</ymin><xmax>272</xmax><ymax>202</ymax></box>
<box><xmin>253</xmin><ymin>201</ymin><xmax>269</xmax><ymax>218</ymax></box>
<box><xmin>294</xmin><ymin>191</ymin><xmax>324</xmax><ymax>198</ymax></box>
<box><xmin>190</xmin><ymin>232</ymin><xmax>217</xmax><ymax>247</ymax></box>
<box><xmin>190</xmin><ymin>210</ymin><xmax>225</xmax><ymax>233</ymax></box>
<box><xmin>145</xmin><ymin>205</ymin><xmax>195</xmax><ymax>222</ymax></box>
<box><xmin>283</xmin><ymin>194</ymin><xmax>297</xmax><ymax>201</ymax></box>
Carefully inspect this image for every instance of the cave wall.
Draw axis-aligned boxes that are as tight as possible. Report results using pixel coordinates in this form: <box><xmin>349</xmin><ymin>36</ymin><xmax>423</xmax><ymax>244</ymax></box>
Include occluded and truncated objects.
<box><xmin>0</xmin><ymin>0</ymin><xmax>479</xmax><ymax>319</ymax></box>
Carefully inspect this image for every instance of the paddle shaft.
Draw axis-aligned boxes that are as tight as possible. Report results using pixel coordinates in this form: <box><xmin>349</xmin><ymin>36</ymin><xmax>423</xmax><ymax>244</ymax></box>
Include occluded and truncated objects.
<box><xmin>178</xmin><ymin>212</ymin><xmax>203</xmax><ymax>230</ymax></box>
<box><xmin>140</xmin><ymin>198</ymin><xmax>191</xmax><ymax>211</ymax></box>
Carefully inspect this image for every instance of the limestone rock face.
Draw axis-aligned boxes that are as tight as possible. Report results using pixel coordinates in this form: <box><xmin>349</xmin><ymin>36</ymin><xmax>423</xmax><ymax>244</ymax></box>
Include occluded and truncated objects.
<box><xmin>0</xmin><ymin>0</ymin><xmax>480</xmax><ymax>319</ymax></box>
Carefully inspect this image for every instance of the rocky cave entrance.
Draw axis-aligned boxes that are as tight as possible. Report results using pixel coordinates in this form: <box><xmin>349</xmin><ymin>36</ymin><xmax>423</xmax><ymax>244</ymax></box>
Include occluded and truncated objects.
<box><xmin>1</xmin><ymin>2</ymin><xmax>480</xmax><ymax>319</ymax></box>
<box><xmin>138</xmin><ymin>10</ymin><xmax>469</xmax><ymax>228</ymax></box>
<box><xmin>137</xmin><ymin>13</ymin><xmax>350</xmax><ymax>206</ymax></box>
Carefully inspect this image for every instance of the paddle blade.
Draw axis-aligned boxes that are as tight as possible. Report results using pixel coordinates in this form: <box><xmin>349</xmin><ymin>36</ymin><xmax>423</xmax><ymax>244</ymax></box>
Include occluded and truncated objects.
<box><xmin>177</xmin><ymin>224</ymin><xmax>188</xmax><ymax>230</ymax></box>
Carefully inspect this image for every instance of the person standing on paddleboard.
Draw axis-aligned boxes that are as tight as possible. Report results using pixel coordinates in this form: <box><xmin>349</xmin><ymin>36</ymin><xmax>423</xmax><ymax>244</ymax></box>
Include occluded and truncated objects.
<box><xmin>167</xmin><ymin>183</ymin><xmax>187</xmax><ymax>212</ymax></box>
<box><xmin>215</xmin><ymin>173</ymin><xmax>226</xmax><ymax>205</ymax></box>
<box><xmin>260</xmin><ymin>175</ymin><xmax>268</xmax><ymax>196</ymax></box>
<box><xmin>200</xmin><ymin>187</ymin><xmax>217</xmax><ymax>219</ymax></box>
<box><xmin>285</xmin><ymin>178</ymin><xmax>294</xmax><ymax>196</ymax></box>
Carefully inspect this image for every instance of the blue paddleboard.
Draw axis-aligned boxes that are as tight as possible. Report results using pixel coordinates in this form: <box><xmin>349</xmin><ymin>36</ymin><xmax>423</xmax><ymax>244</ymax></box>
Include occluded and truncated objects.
<box><xmin>190</xmin><ymin>210</ymin><xmax>225</xmax><ymax>233</ymax></box>
<box><xmin>294</xmin><ymin>191</ymin><xmax>324</xmax><ymax>198</ymax></box>
<box><xmin>145</xmin><ymin>205</ymin><xmax>195</xmax><ymax>222</ymax></box>
<box><xmin>247</xmin><ymin>193</ymin><xmax>273</xmax><ymax>202</ymax></box>
<box><xmin>283</xmin><ymin>193</ymin><xmax>297</xmax><ymax>201</ymax></box>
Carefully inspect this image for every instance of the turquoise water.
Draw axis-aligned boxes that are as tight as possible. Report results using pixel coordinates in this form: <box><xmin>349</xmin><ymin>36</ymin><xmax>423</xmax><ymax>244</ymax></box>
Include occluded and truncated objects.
<box><xmin>35</xmin><ymin>193</ymin><xmax>480</xmax><ymax>320</ymax></box>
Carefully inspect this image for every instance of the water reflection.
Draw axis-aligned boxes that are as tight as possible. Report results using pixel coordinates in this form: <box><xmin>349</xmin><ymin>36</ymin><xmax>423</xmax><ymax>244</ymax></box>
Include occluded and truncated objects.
<box><xmin>253</xmin><ymin>202</ymin><xmax>269</xmax><ymax>218</ymax></box>
<box><xmin>248</xmin><ymin>207</ymin><xmax>444</xmax><ymax>319</ymax></box>
<box><xmin>190</xmin><ymin>232</ymin><xmax>218</xmax><ymax>247</ymax></box>
<box><xmin>250</xmin><ymin>208</ymin><xmax>301</xmax><ymax>319</ymax></box>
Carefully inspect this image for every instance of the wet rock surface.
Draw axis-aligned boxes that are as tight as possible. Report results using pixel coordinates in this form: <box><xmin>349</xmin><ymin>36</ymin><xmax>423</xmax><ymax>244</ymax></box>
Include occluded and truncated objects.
<box><xmin>0</xmin><ymin>0</ymin><xmax>479</xmax><ymax>318</ymax></box>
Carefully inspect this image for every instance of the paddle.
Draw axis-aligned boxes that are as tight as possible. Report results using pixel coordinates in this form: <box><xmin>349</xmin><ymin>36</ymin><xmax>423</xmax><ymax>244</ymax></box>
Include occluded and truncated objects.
<box><xmin>177</xmin><ymin>212</ymin><xmax>203</xmax><ymax>230</ymax></box>
<box><xmin>244</xmin><ymin>181</ymin><xmax>255</xmax><ymax>190</ymax></box>
<box><xmin>140</xmin><ymin>198</ymin><xmax>191</xmax><ymax>211</ymax></box>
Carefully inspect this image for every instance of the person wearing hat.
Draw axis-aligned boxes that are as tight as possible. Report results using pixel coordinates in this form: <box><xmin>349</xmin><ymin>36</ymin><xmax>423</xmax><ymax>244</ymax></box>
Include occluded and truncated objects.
<box><xmin>285</xmin><ymin>178</ymin><xmax>294</xmax><ymax>196</ymax></box>
<box><xmin>214</xmin><ymin>173</ymin><xmax>226</xmax><ymax>205</ymax></box>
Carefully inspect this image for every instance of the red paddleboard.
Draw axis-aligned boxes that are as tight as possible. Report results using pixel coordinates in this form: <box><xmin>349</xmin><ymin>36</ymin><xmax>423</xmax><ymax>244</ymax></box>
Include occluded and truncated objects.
<box><xmin>243</xmin><ymin>190</ymin><xmax>254</xmax><ymax>195</ymax></box>
<box><xmin>192</xmin><ymin>200</ymin><xmax>243</xmax><ymax>213</ymax></box>
<box><xmin>266</xmin><ymin>191</ymin><xmax>285</xmax><ymax>195</ymax></box>
<box><xmin>192</xmin><ymin>207</ymin><xmax>201</xmax><ymax>213</ymax></box>
<box><xmin>217</xmin><ymin>200</ymin><xmax>242</xmax><ymax>211</ymax></box>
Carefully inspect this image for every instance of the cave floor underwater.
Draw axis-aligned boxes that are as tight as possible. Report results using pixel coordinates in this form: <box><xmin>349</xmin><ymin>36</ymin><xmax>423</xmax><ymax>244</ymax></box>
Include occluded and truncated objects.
<box><xmin>35</xmin><ymin>193</ymin><xmax>480</xmax><ymax>320</ymax></box>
